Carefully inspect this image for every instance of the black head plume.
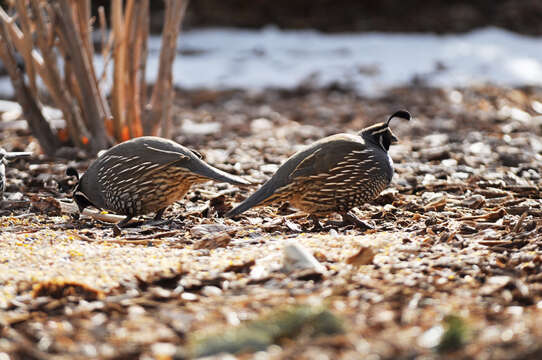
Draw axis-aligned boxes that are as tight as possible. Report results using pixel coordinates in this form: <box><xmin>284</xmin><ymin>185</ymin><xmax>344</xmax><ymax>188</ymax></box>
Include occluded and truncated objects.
<box><xmin>66</xmin><ymin>167</ymin><xmax>80</xmax><ymax>180</ymax></box>
<box><xmin>360</xmin><ymin>110</ymin><xmax>411</xmax><ymax>151</ymax></box>
<box><xmin>387</xmin><ymin>110</ymin><xmax>411</xmax><ymax>126</ymax></box>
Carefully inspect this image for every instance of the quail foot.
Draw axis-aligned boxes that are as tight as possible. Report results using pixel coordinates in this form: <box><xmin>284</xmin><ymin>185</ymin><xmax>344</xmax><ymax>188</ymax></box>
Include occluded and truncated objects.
<box><xmin>225</xmin><ymin>110</ymin><xmax>411</xmax><ymax>229</ymax></box>
<box><xmin>68</xmin><ymin>136</ymin><xmax>250</xmax><ymax>227</ymax></box>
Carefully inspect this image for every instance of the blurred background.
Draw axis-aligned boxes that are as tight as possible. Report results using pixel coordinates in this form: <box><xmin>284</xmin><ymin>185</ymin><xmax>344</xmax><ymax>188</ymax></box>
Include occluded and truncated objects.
<box><xmin>87</xmin><ymin>0</ymin><xmax>542</xmax><ymax>96</ymax></box>
<box><xmin>95</xmin><ymin>0</ymin><xmax>542</xmax><ymax>34</ymax></box>
<box><xmin>2</xmin><ymin>0</ymin><xmax>542</xmax><ymax>98</ymax></box>
<box><xmin>1</xmin><ymin>0</ymin><xmax>542</xmax><ymax>153</ymax></box>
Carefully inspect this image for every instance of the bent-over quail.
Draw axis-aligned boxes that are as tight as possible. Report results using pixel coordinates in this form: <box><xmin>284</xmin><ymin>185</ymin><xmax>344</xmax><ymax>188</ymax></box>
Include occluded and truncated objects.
<box><xmin>225</xmin><ymin>110</ymin><xmax>411</xmax><ymax>228</ymax></box>
<box><xmin>69</xmin><ymin>136</ymin><xmax>250</xmax><ymax>227</ymax></box>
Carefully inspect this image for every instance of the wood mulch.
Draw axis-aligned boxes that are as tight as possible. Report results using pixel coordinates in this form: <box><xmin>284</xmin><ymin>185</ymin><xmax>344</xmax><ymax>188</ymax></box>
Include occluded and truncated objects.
<box><xmin>0</xmin><ymin>84</ymin><xmax>541</xmax><ymax>359</ymax></box>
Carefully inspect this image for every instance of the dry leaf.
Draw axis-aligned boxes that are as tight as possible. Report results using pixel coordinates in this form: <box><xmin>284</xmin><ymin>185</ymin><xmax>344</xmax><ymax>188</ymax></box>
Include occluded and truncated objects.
<box><xmin>346</xmin><ymin>246</ymin><xmax>375</xmax><ymax>266</ymax></box>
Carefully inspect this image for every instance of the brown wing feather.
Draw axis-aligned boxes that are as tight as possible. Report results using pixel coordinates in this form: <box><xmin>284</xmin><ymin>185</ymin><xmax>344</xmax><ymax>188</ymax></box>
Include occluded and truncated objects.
<box><xmin>289</xmin><ymin>139</ymin><xmax>368</xmax><ymax>180</ymax></box>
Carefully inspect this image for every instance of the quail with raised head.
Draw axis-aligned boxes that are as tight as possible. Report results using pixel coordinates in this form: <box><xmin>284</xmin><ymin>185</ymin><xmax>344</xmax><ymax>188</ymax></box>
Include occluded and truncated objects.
<box><xmin>225</xmin><ymin>110</ymin><xmax>411</xmax><ymax>228</ymax></box>
<box><xmin>68</xmin><ymin>136</ymin><xmax>250</xmax><ymax>227</ymax></box>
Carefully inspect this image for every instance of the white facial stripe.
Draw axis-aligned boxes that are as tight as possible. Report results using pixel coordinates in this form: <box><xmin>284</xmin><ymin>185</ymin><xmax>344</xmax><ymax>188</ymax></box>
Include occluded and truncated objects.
<box><xmin>75</xmin><ymin>191</ymin><xmax>90</xmax><ymax>201</ymax></box>
<box><xmin>371</xmin><ymin>127</ymin><xmax>390</xmax><ymax>135</ymax></box>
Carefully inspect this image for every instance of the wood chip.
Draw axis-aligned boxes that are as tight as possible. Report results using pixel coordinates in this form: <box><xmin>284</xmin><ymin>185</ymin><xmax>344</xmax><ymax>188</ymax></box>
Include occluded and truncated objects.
<box><xmin>346</xmin><ymin>246</ymin><xmax>375</xmax><ymax>266</ymax></box>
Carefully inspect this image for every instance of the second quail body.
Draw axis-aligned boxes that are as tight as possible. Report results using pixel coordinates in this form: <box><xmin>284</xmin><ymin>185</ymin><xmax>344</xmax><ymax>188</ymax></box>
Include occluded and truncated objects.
<box><xmin>71</xmin><ymin>136</ymin><xmax>250</xmax><ymax>226</ymax></box>
<box><xmin>225</xmin><ymin>110</ymin><xmax>411</xmax><ymax>227</ymax></box>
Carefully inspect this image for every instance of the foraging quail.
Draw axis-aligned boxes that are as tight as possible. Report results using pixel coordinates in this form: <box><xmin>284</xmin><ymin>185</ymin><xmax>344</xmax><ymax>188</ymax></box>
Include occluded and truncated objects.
<box><xmin>69</xmin><ymin>136</ymin><xmax>250</xmax><ymax>227</ymax></box>
<box><xmin>225</xmin><ymin>110</ymin><xmax>411</xmax><ymax>228</ymax></box>
<box><xmin>0</xmin><ymin>148</ymin><xmax>33</xmax><ymax>200</ymax></box>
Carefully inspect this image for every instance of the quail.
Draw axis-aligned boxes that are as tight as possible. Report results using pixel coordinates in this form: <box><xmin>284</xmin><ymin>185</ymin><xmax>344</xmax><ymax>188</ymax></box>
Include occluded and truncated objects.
<box><xmin>68</xmin><ymin>136</ymin><xmax>250</xmax><ymax>227</ymax></box>
<box><xmin>0</xmin><ymin>148</ymin><xmax>33</xmax><ymax>200</ymax></box>
<box><xmin>225</xmin><ymin>110</ymin><xmax>411</xmax><ymax>228</ymax></box>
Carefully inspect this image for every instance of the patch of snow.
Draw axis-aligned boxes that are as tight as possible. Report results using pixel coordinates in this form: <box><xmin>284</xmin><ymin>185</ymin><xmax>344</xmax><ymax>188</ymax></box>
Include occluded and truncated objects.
<box><xmin>1</xmin><ymin>27</ymin><xmax>542</xmax><ymax>97</ymax></box>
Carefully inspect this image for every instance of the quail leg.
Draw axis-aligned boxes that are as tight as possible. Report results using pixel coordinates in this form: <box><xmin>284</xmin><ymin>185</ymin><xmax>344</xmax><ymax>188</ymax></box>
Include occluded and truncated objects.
<box><xmin>112</xmin><ymin>216</ymin><xmax>133</xmax><ymax>236</ymax></box>
<box><xmin>323</xmin><ymin>212</ymin><xmax>373</xmax><ymax>230</ymax></box>
<box><xmin>154</xmin><ymin>208</ymin><xmax>166</xmax><ymax>221</ymax></box>
<box><xmin>141</xmin><ymin>208</ymin><xmax>172</xmax><ymax>227</ymax></box>
<box><xmin>308</xmin><ymin>214</ymin><xmax>324</xmax><ymax>232</ymax></box>
<box><xmin>115</xmin><ymin>216</ymin><xmax>133</xmax><ymax>228</ymax></box>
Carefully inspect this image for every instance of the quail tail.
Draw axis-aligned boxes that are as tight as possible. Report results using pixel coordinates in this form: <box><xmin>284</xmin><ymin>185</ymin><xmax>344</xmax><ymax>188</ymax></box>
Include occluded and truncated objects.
<box><xmin>192</xmin><ymin>161</ymin><xmax>251</xmax><ymax>186</ymax></box>
<box><xmin>225</xmin><ymin>179</ymin><xmax>278</xmax><ymax>217</ymax></box>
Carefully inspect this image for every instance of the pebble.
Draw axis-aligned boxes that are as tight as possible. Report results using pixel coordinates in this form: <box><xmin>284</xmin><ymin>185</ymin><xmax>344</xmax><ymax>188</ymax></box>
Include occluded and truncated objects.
<box><xmin>282</xmin><ymin>242</ymin><xmax>326</xmax><ymax>273</ymax></box>
<box><xmin>201</xmin><ymin>285</ymin><xmax>223</xmax><ymax>297</ymax></box>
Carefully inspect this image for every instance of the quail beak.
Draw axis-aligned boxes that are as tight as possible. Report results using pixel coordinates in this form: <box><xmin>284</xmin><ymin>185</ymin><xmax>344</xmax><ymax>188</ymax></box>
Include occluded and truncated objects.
<box><xmin>390</xmin><ymin>133</ymin><xmax>399</xmax><ymax>144</ymax></box>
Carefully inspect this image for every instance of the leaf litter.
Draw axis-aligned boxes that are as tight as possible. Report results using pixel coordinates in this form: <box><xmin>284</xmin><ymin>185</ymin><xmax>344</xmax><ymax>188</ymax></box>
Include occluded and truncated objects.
<box><xmin>0</xmin><ymin>84</ymin><xmax>541</xmax><ymax>359</ymax></box>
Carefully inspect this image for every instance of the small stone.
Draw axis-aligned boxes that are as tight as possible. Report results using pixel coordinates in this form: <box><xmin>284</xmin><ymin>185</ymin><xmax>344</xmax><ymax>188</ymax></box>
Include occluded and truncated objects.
<box><xmin>151</xmin><ymin>342</ymin><xmax>177</xmax><ymax>357</ymax></box>
<box><xmin>418</xmin><ymin>325</ymin><xmax>444</xmax><ymax>348</ymax></box>
<box><xmin>250</xmin><ymin>117</ymin><xmax>273</xmax><ymax>132</ymax></box>
<box><xmin>481</xmin><ymin>276</ymin><xmax>512</xmax><ymax>295</ymax></box>
<box><xmin>441</xmin><ymin>158</ymin><xmax>457</xmax><ymax>167</ymax></box>
<box><xmin>250</xmin><ymin>265</ymin><xmax>269</xmax><ymax>281</ymax></box>
<box><xmin>149</xmin><ymin>287</ymin><xmax>172</xmax><ymax>299</ymax></box>
<box><xmin>468</xmin><ymin>142</ymin><xmax>491</xmax><ymax>156</ymax></box>
<box><xmin>181</xmin><ymin>292</ymin><xmax>198</xmax><ymax>301</ymax></box>
<box><xmin>282</xmin><ymin>242</ymin><xmax>326</xmax><ymax>273</ymax></box>
<box><xmin>201</xmin><ymin>286</ymin><xmax>222</xmax><ymax>297</ymax></box>
<box><xmin>190</xmin><ymin>224</ymin><xmax>230</xmax><ymax>238</ymax></box>
<box><xmin>182</xmin><ymin>119</ymin><xmax>221</xmax><ymax>135</ymax></box>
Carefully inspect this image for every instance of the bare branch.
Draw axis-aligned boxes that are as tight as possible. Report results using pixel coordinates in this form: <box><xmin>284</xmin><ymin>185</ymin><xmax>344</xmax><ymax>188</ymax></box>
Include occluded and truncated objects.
<box><xmin>53</xmin><ymin>0</ymin><xmax>110</xmax><ymax>153</ymax></box>
<box><xmin>75</xmin><ymin>0</ymin><xmax>93</xmax><ymax>60</ymax></box>
<box><xmin>74</xmin><ymin>0</ymin><xmax>113</xmax><ymax>134</ymax></box>
<box><xmin>0</xmin><ymin>0</ymin><xmax>189</xmax><ymax>155</ymax></box>
<box><xmin>29</xmin><ymin>0</ymin><xmax>90</xmax><ymax>149</ymax></box>
<box><xmin>144</xmin><ymin>0</ymin><xmax>189</xmax><ymax>136</ymax></box>
<box><xmin>0</xmin><ymin>16</ymin><xmax>60</xmax><ymax>156</ymax></box>
<box><xmin>14</xmin><ymin>0</ymin><xmax>38</xmax><ymax>98</ymax></box>
<box><xmin>137</xmin><ymin>0</ymin><xmax>149</xmax><ymax>115</ymax></box>
<box><xmin>111</xmin><ymin>0</ymin><xmax>126</xmax><ymax>141</ymax></box>
<box><xmin>126</xmin><ymin>0</ymin><xmax>144</xmax><ymax>138</ymax></box>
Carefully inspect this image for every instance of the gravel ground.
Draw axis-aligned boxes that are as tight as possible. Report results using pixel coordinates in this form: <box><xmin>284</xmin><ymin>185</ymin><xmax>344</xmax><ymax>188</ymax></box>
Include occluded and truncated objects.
<box><xmin>0</xmin><ymin>85</ymin><xmax>541</xmax><ymax>359</ymax></box>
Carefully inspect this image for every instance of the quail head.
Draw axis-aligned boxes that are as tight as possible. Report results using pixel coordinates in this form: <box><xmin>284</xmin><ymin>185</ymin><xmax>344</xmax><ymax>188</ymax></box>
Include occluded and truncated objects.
<box><xmin>68</xmin><ymin>136</ymin><xmax>250</xmax><ymax>227</ymax></box>
<box><xmin>225</xmin><ymin>110</ymin><xmax>411</xmax><ymax>228</ymax></box>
